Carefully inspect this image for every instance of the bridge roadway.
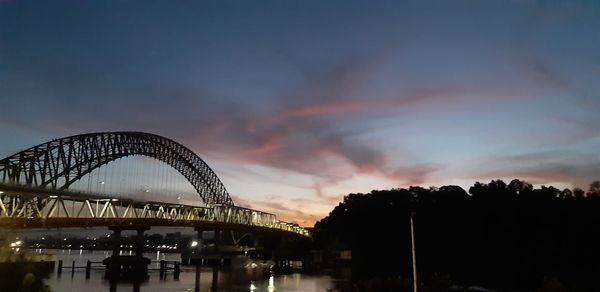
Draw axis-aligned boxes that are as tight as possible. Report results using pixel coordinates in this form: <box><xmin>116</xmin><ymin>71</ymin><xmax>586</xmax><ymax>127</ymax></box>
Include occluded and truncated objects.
<box><xmin>0</xmin><ymin>218</ymin><xmax>306</xmax><ymax>237</ymax></box>
<box><xmin>0</xmin><ymin>183</ymin><xmax>309</xmax><ymax>238</ymax></box>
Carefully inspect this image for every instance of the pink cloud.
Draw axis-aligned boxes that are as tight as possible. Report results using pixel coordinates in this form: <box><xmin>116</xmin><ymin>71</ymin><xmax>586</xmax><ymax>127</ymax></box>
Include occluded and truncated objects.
<box><xmin>231</xmin><ymin>195</ymin><xmax>323</xmax><ymax>226</ymax></box>
<box><xmin>284</xmin><ymin>100</ymin><xmax>373</xmax><ymax>118</ymax></box>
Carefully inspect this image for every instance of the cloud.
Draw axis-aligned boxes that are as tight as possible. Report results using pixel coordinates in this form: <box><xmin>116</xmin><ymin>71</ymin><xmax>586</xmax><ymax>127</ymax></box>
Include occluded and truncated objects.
<box><xmin>284</xmin><ymin>100</ymin><xmax>372</xmax><ymax>118</ymax></box>
<box><xmin>2</xmin><ymin>47</ymin><xmax>542</xmax><ymax>187</ymax></box>
<box><xmin>4</xmin><ymin>41</ymin><xmax>592</xmax><ymax>226</ymax></box>
<box><xmin>231</xmin><ymin>195</ymin><xmax>323</xmax><ymax>226</ymax></box>
<box><xmin>313</xmin><ymin>181</ymin><xmax>324</xmax><ymax>198</ymax></box>
<box><xmin>513</xmin><ymin>57</ymin><xmax>569</xmax><ymax>91</ymax></box>
<box><xmin>387</xmin><ymin>164</ymin><xmax>441</xmax><ymax>186</ymax></box>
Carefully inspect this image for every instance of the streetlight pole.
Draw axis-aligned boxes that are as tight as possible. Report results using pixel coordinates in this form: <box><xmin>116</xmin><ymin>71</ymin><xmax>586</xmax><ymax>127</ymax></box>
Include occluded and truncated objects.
<box><xmin>410</xmin><ymin>211</ymin><xmax>418</xmax><ymax>292</ymax></box>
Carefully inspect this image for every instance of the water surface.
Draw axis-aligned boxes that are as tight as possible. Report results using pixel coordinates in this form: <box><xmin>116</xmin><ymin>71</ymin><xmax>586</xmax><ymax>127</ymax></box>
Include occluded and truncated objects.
<box><xmin>38</xmin><ymin>250</ymin><xmax>337</xmax><ymax>292</ymax></box>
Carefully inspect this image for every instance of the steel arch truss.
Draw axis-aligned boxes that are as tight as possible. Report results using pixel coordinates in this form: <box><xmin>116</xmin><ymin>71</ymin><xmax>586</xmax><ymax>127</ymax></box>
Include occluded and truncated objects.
<box><xmin>0</xmin><ymin>192</ymin><xmax>309</xmax><ymax>236</ymax></box>
<box><xmin>0</xmin><ymin>132</ymin><xmax>233</xmax><ymax>205</ymax></box>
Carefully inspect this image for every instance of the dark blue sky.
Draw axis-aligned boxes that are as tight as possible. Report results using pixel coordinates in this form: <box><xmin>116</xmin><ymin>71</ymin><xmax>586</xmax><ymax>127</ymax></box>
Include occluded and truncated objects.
<box><xmin>1</xmin><ymin>0</ymin><xmax>600</xmax><ymax>224</ymax></box>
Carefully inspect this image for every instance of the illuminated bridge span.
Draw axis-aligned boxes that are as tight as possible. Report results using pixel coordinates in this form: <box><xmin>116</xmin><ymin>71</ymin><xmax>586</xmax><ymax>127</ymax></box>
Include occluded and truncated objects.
<box><xmin>0</xmin><ymin>132</ymin><xmax>308</xmax><ymax>237</ymax></box>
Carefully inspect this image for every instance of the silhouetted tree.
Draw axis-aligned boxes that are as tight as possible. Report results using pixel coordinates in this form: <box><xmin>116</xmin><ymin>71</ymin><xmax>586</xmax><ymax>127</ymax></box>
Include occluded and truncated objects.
<box><xmin>508</xmin><ymin>179</ymin><xmax>533</xmax><ymax>195</ymax></box>
<box><xmin>587</xmin><ymin>181</ymin><xmax>600</xmax><ymax>197</ymax></box>
<box><xmin>0</xmin><ymin>237</ymin><xmax>51</xmax><ymax>292</ymax></box>
<box><xmin>559</xmin><ymin>188</ymin><xmax>573</xmax><ymax>199</ymax></box>
<box><xmin>314</xmin><ymin>179</ymin><xmax>600</xmax><ymax>291</ymax></box>
<box><xmin>573</xmin><ymin>188</ymin><xmax>585</xmax><ymax>198</ymax></box>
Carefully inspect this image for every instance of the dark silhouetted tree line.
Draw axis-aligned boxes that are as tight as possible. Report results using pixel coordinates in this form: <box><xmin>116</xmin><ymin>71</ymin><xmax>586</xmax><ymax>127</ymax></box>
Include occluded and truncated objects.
<box><xmin>313</xmin><ymin>179</ymin><xmax>600</xmax><ymax>291</ymax></box>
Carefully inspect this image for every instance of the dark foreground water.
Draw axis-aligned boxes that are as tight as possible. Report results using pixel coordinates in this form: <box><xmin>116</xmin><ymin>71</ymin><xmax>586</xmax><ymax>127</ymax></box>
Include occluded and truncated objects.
<box><xmin>35</xmin><ymin>249</ymin><xmax>337</xmax><ymax>292</ymax></box>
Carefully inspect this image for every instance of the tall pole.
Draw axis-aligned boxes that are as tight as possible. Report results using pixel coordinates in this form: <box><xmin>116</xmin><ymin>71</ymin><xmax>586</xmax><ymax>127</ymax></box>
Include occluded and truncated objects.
<box><xmin>410</xmin><ymin>212</ymin><xmax>418</xmax><ymax>292</ymax></box>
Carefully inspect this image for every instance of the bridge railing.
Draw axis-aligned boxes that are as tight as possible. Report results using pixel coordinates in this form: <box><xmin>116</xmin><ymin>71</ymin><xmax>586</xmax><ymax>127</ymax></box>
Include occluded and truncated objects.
<box><xmin>0</xmin><ymin>187</ymin><xmax>310</xmax><ymax>237</ymax></box>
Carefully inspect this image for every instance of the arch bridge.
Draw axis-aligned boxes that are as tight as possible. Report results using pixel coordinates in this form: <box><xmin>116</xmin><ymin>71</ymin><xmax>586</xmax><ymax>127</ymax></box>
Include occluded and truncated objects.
<box><xmin>0</xmin><ymin>132</ymin><xmax>309</xmax><ymax>237</ymax></box>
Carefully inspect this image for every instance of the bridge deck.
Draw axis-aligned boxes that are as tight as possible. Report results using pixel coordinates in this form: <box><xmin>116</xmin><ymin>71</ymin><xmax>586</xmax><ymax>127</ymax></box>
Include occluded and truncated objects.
<box><xmin>0</xmin><ymin>185</ymin><xmax>310</xmax><ymax>237</ymax></box>
<box><xmin>0</xmin><ymin>218</ymin><xmax>308</xmax><ymax>239</ymax></box>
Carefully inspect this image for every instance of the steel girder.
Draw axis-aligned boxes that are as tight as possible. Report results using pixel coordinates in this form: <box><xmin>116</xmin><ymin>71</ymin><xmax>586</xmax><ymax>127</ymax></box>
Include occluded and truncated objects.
<box><xmin>0</xmin><ymin>132</ymin><xmax>234</xmax><ymax>206</ymax></box>
<box><xmin>0</xmin><ymin>192</ymin><xmax>309</xmax><ymax>236</ymax></box>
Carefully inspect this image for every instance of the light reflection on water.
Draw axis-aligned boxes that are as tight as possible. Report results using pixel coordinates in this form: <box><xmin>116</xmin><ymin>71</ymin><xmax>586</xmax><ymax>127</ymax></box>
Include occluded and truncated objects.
<box><xmin>38</xmin><ymin>249</ymin><xmax>337</xmax><ymax>292</ymax></box>
<box><xmin>268</xmin><ymin>275</ymin><xmax>275</xmax><ymax>292</ymax></box>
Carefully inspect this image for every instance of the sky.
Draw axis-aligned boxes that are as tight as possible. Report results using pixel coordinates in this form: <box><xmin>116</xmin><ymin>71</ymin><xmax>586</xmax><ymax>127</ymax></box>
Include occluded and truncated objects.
<box><xmin>1</xmin><ymin>0</ymin><xmax>600</xmax><ymax>226</ymax></box>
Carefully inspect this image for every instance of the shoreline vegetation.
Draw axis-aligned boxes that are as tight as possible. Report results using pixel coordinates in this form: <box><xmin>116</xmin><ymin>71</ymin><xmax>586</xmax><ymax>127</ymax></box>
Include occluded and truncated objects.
<box><xmin>313</xmin><ymin>179</ymin><xmax>600</xmax><ymax>292</ymax></box>
<box><xmin>0</xmin><ymin>238</ymin><xmax>52</xmax><ymax>292</ymax></box>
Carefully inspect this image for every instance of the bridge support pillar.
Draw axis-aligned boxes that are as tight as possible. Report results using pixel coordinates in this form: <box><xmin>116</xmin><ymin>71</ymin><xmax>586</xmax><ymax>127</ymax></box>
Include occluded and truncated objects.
<box><xmin>211</xmin><ymin>265</ymin><xmax>219</xmax><ymax>290</ymax></box>
<box><xmin>194</xmin><ymin>228</ymin><xmax>204</xmax><ymax>251</ymax></box>
<box><xmin>110</xmin><ymin>228</ymin><xmax>122</xmax><ymax>256</ymax></box>
<box><xmin>86</xmin><ymin>260</ymin><xmax>91</xmax><ymax>279</ymax></box>
<box><xmin>136</xmin><ymin>228</ymin><xmax>147</xmax><ymax>257</ymax></box>
<box><xmin>174</xmin><ymin>262</ymin><xmax>180</xmax><ymax>280</ymax></box>
<box><xmin>57</xmin><ymin>260</ymin><xmax>63</xmax><ymax>277</ymax></box>
<box><xmin>194</xmin><ymin>264</ymin><xmax>201</xmax><ymax>292</ymax></box>
<box><xmin>214</xmin><ymin>229</ymin><xmax>223</xmax><ymax>266</ymax></box>
<box><xmin>214</xmin><ymin>229</ymin><xmax>221</xmax><ymax>252</ymax></box>
<box><xmin>104</xmin><ymin>226</ymin><xmax>151</xmax><ymax>283</ymax></box>
<box><xmin>186</xmin><ymin>227</ymin><xmax>205</xmax><ymax>266</ymax></box>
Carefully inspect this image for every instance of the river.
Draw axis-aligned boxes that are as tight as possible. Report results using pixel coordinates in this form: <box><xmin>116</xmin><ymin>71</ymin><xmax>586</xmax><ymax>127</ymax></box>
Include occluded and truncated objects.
<box><xmin>34</xmin><ymin>249</ymin><xmax>340</xmax><ymax>292</ymax></box>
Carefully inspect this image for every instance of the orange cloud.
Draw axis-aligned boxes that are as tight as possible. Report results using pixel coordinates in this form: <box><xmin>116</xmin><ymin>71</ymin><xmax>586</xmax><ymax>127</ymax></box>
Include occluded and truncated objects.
<box><xmin>285</xmin><ymin>100</ymin><xmax>372</xmax><ymax>118</ymax></box>
<box><xmin>231</xmin><ymin>195</ymin><xmax>323</xmax><ymax>226</ymax></box>
<box><xmin>241</xmin><ymin>133</ymin><xmax>287</xmax><ymax>157</ymax></box>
